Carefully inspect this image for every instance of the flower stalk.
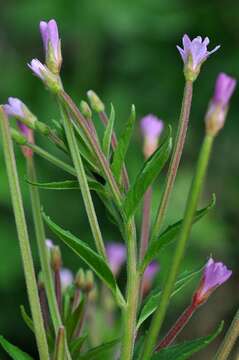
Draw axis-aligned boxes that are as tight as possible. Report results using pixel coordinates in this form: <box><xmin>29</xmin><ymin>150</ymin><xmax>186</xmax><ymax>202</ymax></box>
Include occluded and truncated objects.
<box><xmin>141</xmin><ymin>133</ymin><xmax>214</xmax><ymax>359</ymax></box>
<box><xmin>0</xmin><ymin>107</ymin><xmax>49</xmax><ymax>360</ymax></box>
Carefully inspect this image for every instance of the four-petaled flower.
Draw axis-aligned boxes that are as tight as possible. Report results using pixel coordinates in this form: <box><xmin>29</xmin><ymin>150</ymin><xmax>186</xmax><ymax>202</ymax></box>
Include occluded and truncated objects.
<box><xmin>177</xmin><ymin>35</ymin><xmax>220</xmax><ymax>80</ymax></box>
<box><xmin>40</xmin><ymin>19</ymin><xmax>62</xmax><ymax>74</ymax></box>
<box><xmin>194</xmin><ymin>258</ymin><xmax>232</xmax><ymax>305</ymax></box>
<box><xmin>140</xmin><ymin>114</ymin><xmax>164</xmax><ymax>158</ymax></box>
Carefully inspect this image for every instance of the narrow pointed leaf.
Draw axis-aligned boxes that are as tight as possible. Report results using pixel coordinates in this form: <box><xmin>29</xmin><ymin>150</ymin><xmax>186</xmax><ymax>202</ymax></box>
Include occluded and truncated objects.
<box><xmin>140</xmin><ymin>194</ymin><xmax>216</xmax><ymax>273</ymax></box>
<box><xmin>42</xmin><ymin>213</ymin><xmax>117</xmax><ymax>295</ymax></box>
<box><xmin>0</xmin><ymin>336</ymin><xmax>33</xmax><ymax>360</ymax></box>
<box><xmin>137</xmin><ymin>267</ymin><xmax>202</xmax><ymax>329</ymax></box>
<box><xmin>77</xmin><ymin>339</ymin><xmax>119</xmax><ymax>360</ymax></box>
<box><xmin>20</xmin><ymin>305</ymin><xmax>34</xmax><ymax>333</ymax></box>
<box><xmin>152</xmin><ymin>322</ymin><xmax>223</xmax><ymax>359</ymax></box>
<box><xmin>66</xmin><ymin>297</ymin><xmax>85</xmax><ymax>340</ymax></box>
<box><xmin>102</xmin><ymin>104</ymin><xmax>115</xmax><ymax>158</ymax></box>
<box><xmin>26</xmin><ymin>178</ymin><xmax>108</xmax><ymax>197</ymax></box>
<box><xmin>123</xmin><ymin>127</ymin><xmax>172</xmax><ymax>219</ymax></box>
<box><xmin>111</xmin><ymin>105</ymin><xmax>135</xmax><ymax>182</ymax></box>
<box><xmin>70</xmin><ymin>335</ymin><xmax>87</xmax><ymax>357</ymax></box>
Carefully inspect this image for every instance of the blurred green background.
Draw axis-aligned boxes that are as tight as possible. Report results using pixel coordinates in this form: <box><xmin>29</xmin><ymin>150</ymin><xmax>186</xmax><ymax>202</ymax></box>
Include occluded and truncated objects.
<box><xmin>1</xmin><ymin>0</ymin><xmax>239</xmax><ymax>358</ymax></box>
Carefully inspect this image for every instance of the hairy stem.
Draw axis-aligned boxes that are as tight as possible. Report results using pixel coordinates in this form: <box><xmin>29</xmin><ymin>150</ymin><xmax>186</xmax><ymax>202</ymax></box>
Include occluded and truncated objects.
<box><xmin>214</xmin><ymin>309</ymin><xmax>239</xmax><ymax>360</ymax></box>
<box><xmin>141</xmin><ymin>134</ymin><xmax>214</xmax><ymax>359</ymax></box>
<box><xmin>151</xmin><ymin>81</ymin><xmax>193</xmax><ymax>242</ymax></box>
<box><xmin>0</xmin><ymin>108</ymin><xmax>49</xmax><ymax>360</ymax></box>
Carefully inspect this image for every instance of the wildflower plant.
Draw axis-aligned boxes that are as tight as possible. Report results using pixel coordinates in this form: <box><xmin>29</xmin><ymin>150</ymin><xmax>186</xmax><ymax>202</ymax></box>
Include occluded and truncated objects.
<box><xmin>0</xmin><ymin>19</ymin><xmax>238</xmax><ymax>360</ymax></box>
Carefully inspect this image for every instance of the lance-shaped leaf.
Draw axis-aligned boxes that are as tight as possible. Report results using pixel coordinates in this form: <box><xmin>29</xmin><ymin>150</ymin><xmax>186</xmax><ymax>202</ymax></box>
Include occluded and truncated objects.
<box><xmin>70</xmin><ymin>335</ymin><xmax>87</xmax><ymax>358</ymax></box>
<box><xmin>26</xmin><ymin>178</ymin><xmax>108</xmax><ymax>197</ymax></box>
<box><xmin>123</xmin><ymin>127</ymin><xmax>172</xmax><ymax>219</ymax></box>
<box><xmin>42</xmin><ymin>213</ymin><xmax>117</xmax><ymax>296</ymax></box>
<box><xmin>66</xmin><ymin>297</ymin><xmax>85</xmax><ymax>340</ymax></box>
<box><xmin>20</xmin><ymin>305</ymin><xmax>34</xmax><ymax>333</ymax></box>
<box><xmin>102</xmin><ymin>103</ymin><xmax>115</xmax><ymax>158</ymax></box>
<box><xmin>137</xmin><ymin>267</ymin><xmax>202</xmax><ymax>329</ymax></box>
<box><xmin>77</xmin><ymin>339</ymin><xmax>119</xmax><ymax>360</ymax></box>
<box><xmin>0</xmin><ymin>336</ymin><xmax>33</xmax><ymax>360</ymax></box>
<box><xmin>111</xmin><ymin>105</ymin><xmax>135</xmax><ymax>182</ymax></box>
<box><xmin>140</xmin><ymin>194</ymin><xmax>216</xmax><ymax>273</ymax></box>
<box><xmin>152</xmin><ymin>322</ymin><xmax>223</xmax><ymax>359</ymax></box>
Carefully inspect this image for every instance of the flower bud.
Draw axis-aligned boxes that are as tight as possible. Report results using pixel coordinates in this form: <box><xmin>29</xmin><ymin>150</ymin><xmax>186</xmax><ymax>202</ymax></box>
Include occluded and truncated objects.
<box><xmin>106</xmin><ymin>243</ymin><xmax>126</xmax><ymax>276</ymax></box>
<box><xmin>4</xmin><ymin>97</ymin><xmax>37</xmax><ymax>129</ymax></box>
<box><xmin>177</xmin><ymin>35</ymin><xmax>220</xmax><ymax>81</ymax></box>
<box><xmin>80</xmin><ymin>100</ymin><xmax>92</xmax><ymax>119</ymax></box>
<box><xmin>87</xmin><ymin>90</ymin><xmax>105</xmax><ymax>113</ymax></box>
<box><xmin>193</xmin><ymin>257</ymin><xmax>232</xmax><ymax>306</ymax></box>
<box><xmin>50</xmin><ymin>246</ymin><xmax>62</xmax><ymax>271</ymax></box>
<box><xmin>88</xmin><ymin>286</ymin><xmax>98</xmax><ymax>302</ymax></box>
<box><xmin>140</xmin><ymin>114</ymin><xmax>164</xmax><ymax>159</ymax></box>
<box><xmin>84</xmin><ymin>270</ymin><xmax>94</xmax><ymax>293</ymax></box>
<box><xmin>40</xmin><ymin>19</ymin><xmax>62</xmax><ymax>74</ymax></box>
<box><xmin>205</xmin><ymin>73</ymin><xmax>236</xmax><ymax>136</ymax></box>
<box><xmin>75</xmin><ymin>268</ymin><xmax>86</xmax><ymax>289</ymax></box>
<box><xmin>28</xmin><ymin>59</ymin><xmax>62</xmax><ymax>93</ymax></box>
<box><xmin>60</xmin><ymin>268</ymin><xmax>73</xmax><ymax>291</ymax></box>
<box><xmin>142</xmin><ymin>261</ymin><xmax>159</xmax><ymax>296</ymax></box>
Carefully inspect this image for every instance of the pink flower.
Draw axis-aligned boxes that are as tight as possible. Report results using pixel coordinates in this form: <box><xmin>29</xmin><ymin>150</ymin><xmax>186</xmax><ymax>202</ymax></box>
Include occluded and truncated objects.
<box><xmin>60</xmin><ymin>268</ymin><xmax>73</xmax><ymax>290</ymax></box>
<box><xmin>28</xmin><ymin>59</ymin><xmax>62</xmax><ymax>93</ymax></box>
<box><xmin>4</xmin><ymin>97</ymin><xmax>25</xmax><ymax>118</ymax></box>
<box><xmin>194</xmin><ymin>258</ymin><xmax>232</xmax><ymax>305</ymax></box>
<box><xmin>39</xmin><ymin>19</ymin><xmax>62</xmax><ymax>73</ymax></box>
<box><xmin>177</xmin><ymin>35</ymin><xmax>220</xmax><ymax>71</ymax></box>
<box><xmin>140</xmin><ymin>114</ymin><xmax>164</xmax><ymax>158</ymax></box>
<box><xmin>106</xmin><ymin>243</ymin><xmax>126</xmax><ymax>276</ymax></box>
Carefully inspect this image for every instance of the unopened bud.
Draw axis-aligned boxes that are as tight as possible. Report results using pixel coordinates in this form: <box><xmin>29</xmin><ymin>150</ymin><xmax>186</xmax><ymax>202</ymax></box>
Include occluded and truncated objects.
<box><xmin>87</xmin><ymin>90</ymin><xmax>105</xmax><ymax>113</ymax></box>
<box><xmin>11</xmin><ymin>128</ymin><xmax>28</xmax><ymax>146</ymax></box>
<box><xmin>51</xmin><ymin>246</ymin><xmax>62</xmax><ymax>271</ymax></box>
<box><xmin>80</xmin><ymin>101</ymin><xmax>92</xmax><ymax>119</ymax></box>
<box><xmin>205</xmin><ymin>73</ymin><xmax>236</xmax><ymax>136</ymax></box>
<box><xmin>75</xmin><ymin>268</ymin><xmax>85</xmax><ymax>289</ymax></box>
<box><xmin>84</xmin><ymin>270</ymin><xmax>94</xmax><ymax>293</ymax></box>
<box><xmin>140</xmin><ymin>115</ymin><xmax>164</xmax><ymax>159</ymax></box>
<box><xmin>88</xmin><ymin>286</ymin><xmax>98</xmax><ymax>302</ymax></box>
<box><xmin>4</xmin><ymin>97</ymin><xmax>37</xmax><ymax>130</ymax></box>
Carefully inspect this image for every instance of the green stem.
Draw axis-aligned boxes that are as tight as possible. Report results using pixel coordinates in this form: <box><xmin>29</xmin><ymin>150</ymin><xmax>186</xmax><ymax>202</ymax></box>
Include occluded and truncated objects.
<box><xmin>59</xmin><ymin>102</ymin><xmax>107</xmax><ymax>259</ymax></box>
<box><xmin>141</xmin><ymin>134</ymin><xmax>214</xmax><ymax>359</ymax></box>
<box><xmin>121</xmin><ymin>221</ymin><xmax>139</xmax><ymax>360</ymax></box>
<box><xmin>151</xmin><ymin>81</ymin><xmax>193</xmax><ymax>242</ymax></box>
<box><xmin>0</xmin><ymin>108</ymin><xmax>49</xmax><ymax>360</ymax></box>
<box><xmin>214</xmin><ymin>309</ymin><xmax>239</xmax><ymax>360</ymax></box>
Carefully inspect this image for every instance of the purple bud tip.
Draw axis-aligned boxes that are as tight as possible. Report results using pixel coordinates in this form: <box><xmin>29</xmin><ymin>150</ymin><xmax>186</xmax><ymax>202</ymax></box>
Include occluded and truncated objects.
<box><xmin>17</xmin><ymin>122</ymin><xmax>31</xmax><ymax>138</ymax></box>
<box><xmin>60</xmin><ymin>268</ymin><xmax>73</xmax><ymax>290</ymax></box>
<box><xmin>213</xmin><ymin>72</ymin><xmax>237</xmax><ymax>108</ymax></box>
<box><xmin>196</xmin><ymin>258</ymin><xmax>232</xmax><ymax>303</ymax></box>
<box><xmin>106</xmin><ymin>243</ymin><xmax>126</xmax><ymax>276</ymax></box>
<box><xmin>39</xmin><ymin>19</ymin><xmax>60</xmax><ymax>60</ymax></box>
<box><xmin>3</xmin><ymin>97</ymin><xmax>25</xmax><ymax>118</ymax></box>
<box><xmin>177</xmin><ymin>34</ymin><xmax>220</xmax><ymax>70</ymax></box>
<box><xmin>140</xmin><ymin>114</ymin><xmax>164</xmax><ymax>141</ymax></box>
<box><xmin>142</xmin><ymin>261</ymin><xmax>159</xmax><ymax>295</ymax></box>
<box><xmin>28</xmin><ymin>59</ymin><xmax>46</xmax><ymax>80</ymax></box>
<box><xmin>46</xmin><ymin>239</ymin><xmax>54</xmax><ymax>249</ymax></box>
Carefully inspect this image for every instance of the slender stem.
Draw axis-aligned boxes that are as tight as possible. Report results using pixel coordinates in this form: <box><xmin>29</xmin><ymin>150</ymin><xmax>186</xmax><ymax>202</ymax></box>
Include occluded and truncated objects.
<box><xmin>54</xmin><ymin>268</ymin><xmax>62</xmax><ymax>313</ymax></box>
<box><xmin>27</xmin><ymin>157</ymin><xmax>63</xmax><ymax>331</ymax></box>
<box><xmin>121</xmin><ymin>221</ymin><xmax>139</xmax><ymax>360</ymax></box>
<box><xmin>139</xmin><ymin>187</ymin><xmax>152</xmax><ymax>303</ymax></box>
<box><xmin>155</xmin><ymin>302</ymin><xmax>196</xmax><ymax>351</ymax></box>
<box><xmin>59</xmin><ymin>90</ymin><xmax>122</xmax><ymax>209</ymax></box>
<box><xmin>99</xmin><ymin>111</ymin><xmax>129</xmax><ymax>191</ymax></box>
<box><xmin>151</xmin><ymin>81</ymin><xmax>193</xmax><ymax>243</ymax></box>
<box><xmin>214</xmin><ymin>309</ymin><xmax>239</xmax><ymax>360</ymax></box>
<box><xmin>0</xmin><ymin>108</ymin><xmax>49</xmax><ymax>360</ymax></box>
<box><xmin>59</xmin><ymin>102</ymin><xmax>107</xmax><ymax>259</ymax></box>
<box><xmin>141</xmin><ymin>134</ymin><xmax>214</xmax><ymax>359</ymax></box>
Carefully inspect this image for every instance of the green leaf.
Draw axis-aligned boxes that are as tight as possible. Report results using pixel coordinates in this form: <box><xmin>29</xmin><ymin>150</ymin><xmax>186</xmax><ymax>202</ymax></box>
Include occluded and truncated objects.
<box><xmin>66</xmin><ymin>297</ymin><xmax>85</xmax><ymax>340</ymax></box>
<box><xmin>137</xmin><ymin>267</ymin><xmax>202</xmax><ymax>329</ymax></box>
<box><xmin>43</xmin><ymin>213</ymin><xmax>117</xmax><ymax>295</ymax></box>
<box><xmin>152</xmin><ymin>322</ymin><xmax>223</xmax><ymax>359</ymax></box>
<box><xmin>111</xmin><ymin>105</ymin><xmax>136</xmax><ymax>182</ymax></box>
<box><xmin>20</xmin><ymin>305</ymin><xmax>34</xmax><ymax>333</ymax></box>
<box><xmin>77</xmin><ymin>339</ymin><xmax>119</xmax><ymax>360</ymax></box>
<box><xmin>123</xmin><ymin>127</ymin><xmax>172</xmax><ymax>219</ymax></box>
<box><xmin>70</xmin><ymin>335</ymin><xmax>87</xmax><ymax>358</ymax></box>
<box><xmin>102</xmin><ymin>103</ymin><xmax>115</xmax><ymax>158</ymax></box>
<box><xmin>0</xmin><ymin>336</ymin><xmax>33</xmax><ymax>360</ymax></box>
<box><xmin>140</xmin><ymin>194</ymin><xmax>216</xmax><ymax>273</ymax></box>
<box><xmin>26</xmin><ymin>178</ymin><xmax>108</xmax><ymax>197</ymax></box>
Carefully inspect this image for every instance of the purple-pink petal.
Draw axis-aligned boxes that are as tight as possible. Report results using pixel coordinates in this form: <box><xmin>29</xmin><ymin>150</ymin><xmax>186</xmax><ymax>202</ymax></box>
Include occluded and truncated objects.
<box><xmin>143</xmin><ymin>261</ymin><xmax>159</xmax><ymax>282</ymax></box>
<box><xmin>140</xmin><ymin>114</ymin><xmax>164</xmax><ymax>141</ymax></box>
<box><xmin>39</xmin><ymin>21</ymin><xmax>49</xmax><ymax>52</ymax></box>
<box><xmin>28</xmin><ymin>59</ymin><xmax>45</xmax><ymax>80</ymax></box>
<box><xmin>106</xmin><ymin>243</ymin><xmax>126</xmax><ymax>275</ymax></box>
<box><xmin>60</xmin><ymin>268</ymin><xmax>73</xmax><ymax>290</ymax></box>
<box><xmin>4</xmin><ymin>97</ymin><xmax>25</xmax><ymax>118</ymax></box>
<box><xmin>39</xmin><ymin>19</ymin><xmax>59</xmax><ymax>59</ymax></box>
<box><xmin>213</xmin><ymin>73</ymin><xmax>237</xmax><ymax>107</ymax></box>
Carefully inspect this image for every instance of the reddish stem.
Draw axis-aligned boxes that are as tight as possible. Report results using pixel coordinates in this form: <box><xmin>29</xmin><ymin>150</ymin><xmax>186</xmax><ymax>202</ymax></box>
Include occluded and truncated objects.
<box><xmin>155</xmin><ymin>301</ymin><xmax>197</xmax><ymax>351</ymax></box>
<box><xmin>54</xmin><ymin>269</ymin><xmax>62</xmax><ymax>313</ymax></box>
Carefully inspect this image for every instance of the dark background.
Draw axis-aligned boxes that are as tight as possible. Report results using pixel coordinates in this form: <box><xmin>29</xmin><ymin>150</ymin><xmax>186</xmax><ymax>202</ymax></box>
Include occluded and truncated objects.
<box><xmin>0</xmin><ymin>0</ymin><xmax>239</xmax><ymax>358</ymax></box>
